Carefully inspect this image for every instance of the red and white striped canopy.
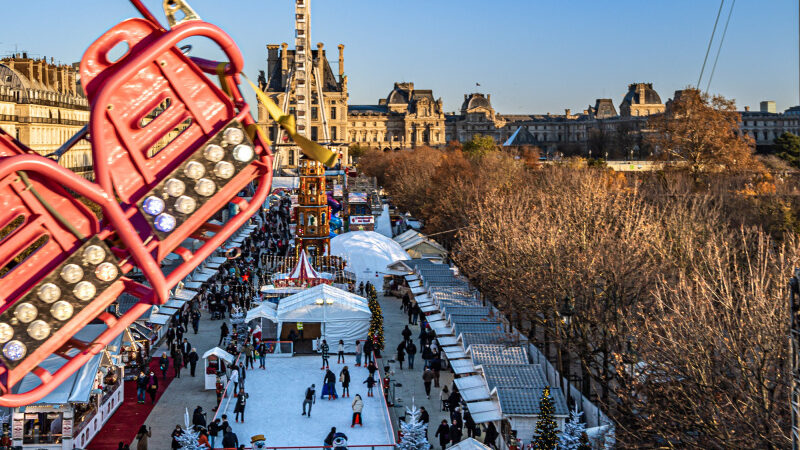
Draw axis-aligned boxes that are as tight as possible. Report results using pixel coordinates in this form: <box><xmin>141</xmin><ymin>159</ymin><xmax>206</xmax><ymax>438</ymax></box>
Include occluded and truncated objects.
<box><xmin>289</xmin><ymin>249</ymin><xmax>321</xmax><ymax>280</ymax></box>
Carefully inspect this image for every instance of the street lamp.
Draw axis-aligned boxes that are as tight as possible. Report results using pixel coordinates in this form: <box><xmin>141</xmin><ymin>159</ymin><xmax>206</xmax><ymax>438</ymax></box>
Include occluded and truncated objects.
<box><xmin>558</xmin><ymin>296</ymin><xmax>575</xmax><ymax>401</ymax></box>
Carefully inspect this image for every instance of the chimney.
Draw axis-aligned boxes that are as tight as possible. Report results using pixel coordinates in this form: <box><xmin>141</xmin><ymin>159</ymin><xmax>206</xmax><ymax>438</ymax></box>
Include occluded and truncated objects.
<box><xmin>267</xmin><ymin>45</ymin><xmax>280</xmax><ymax>81</ymax></box>
<box><xmin>583</xmin><ymin>109</ymin><xmax>589</xmax><ymax>115</ymax></box>
<box><xmin>565</xmin><ymin>108</ymin><xmax>571</xmax><ymax>117</ymax></box>
<box><xmin>280</xmin><ymin>42</ymin><xmax>288</xmax><ymax>88</ymax></box>
<box><xmin>316</xmin><ymin>42</ymin><xmax>324</xmax><ymax>79</ymax></box>
<box><xmin>637</xmin><ymin>83</ymin><xmax>646</xmax><ymax>104</ymax></box>
<box><xmin>337</xmin><ymin>44</ymin><xmax>344</xmax><ymax>83</ymax></box>
<box><xmin>744</xmin><ymin>106</ymin><xmax>750</xmax><ymax>112</ymax></box>
<box><xmin>487</xmin><ymin>94</ymin><xmax>491</xmax><ymax>102</ymax></box>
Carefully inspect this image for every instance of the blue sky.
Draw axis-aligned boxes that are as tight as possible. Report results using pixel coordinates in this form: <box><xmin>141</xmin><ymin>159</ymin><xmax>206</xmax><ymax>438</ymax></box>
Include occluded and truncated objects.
<box><xmin>2</xmin><ymin>1</ymin><xmax>797</xmax><ymax>114</ymax></box>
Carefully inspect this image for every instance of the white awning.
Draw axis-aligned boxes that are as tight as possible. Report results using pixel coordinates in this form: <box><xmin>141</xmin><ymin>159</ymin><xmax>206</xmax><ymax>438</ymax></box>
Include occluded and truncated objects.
<box><xmin>156</xmin><ymin>306</ymin><xmax>179</xmax><ymax>317</ymax></box>
<box><xmin>427</xmin><ymin>312</ymin><xmax>445</xmax><ymax>323</ymax></box>
<box><xmin>414</xmin><ymin>294</ymin><xmax>432</xmax><ymax>303</ymax></box>
<box><xmin>202</xmin><ymin>347</ymin><xmax>234</xmax><ymax>364</ymax></box>
<box><xmin>441</xmin><ymin>345</ymin><xmax>468</xmax><ymax>360</ymax></box>
<box><xmin>148</xmin><ymin>314</ymin><xmax>170</xmax><ymax>325</ymax></box>
<box><xmin>454</xmin><ymin>375</ymin><xmax>491</xmax><ymax>402</ymax></box>
<box><xmin>408</xmin><ymin>280</ymin><xmax>422</xmax><ymax>288</ymax></box>
<box><xmin>404</xmin><ymin>274</ymin><xmax>421</xmax><ymax>282</ymax></box>
<box><xmin>184</xmin><ymin>281</ymin><xmax>202</xmax><ymax>289</ymax></box>
<box><xmin>450</xmin><ymin>358</ymin><xmax>477</xmax><ymax>375</ymax></box>
<box><xmin>437</xmin><ymin>336</ymin><xmax>459</xmax><ymax>347</ymax></box>
<box><xmin>163</xmin><ymin>299</ymin><xmax>187</xmax><ymax>309</ymax></box>
<box><xmin>411</xmin><ymin>286</ymin><xmax>427</xmax><ymax>295</ymax></box>
<box><xmin>192</xmin><ymin>269</ymin><xmax>216</xmax><ymax>283</ymax></box>
<box><xmin>466</xmin><ymin>400</ymin><xmax>504</xmax><ymax>423</ymax></box>
<box><xmin>246</xmin><ymin>302</ymin><xmax>278</xmax><ymax>322</ymax></box>
<box><xmin>420</xmin><ymin>304</ymin><xmax>438</xmax><ymax>313</ymax></box>
<box><xmin>173</xmin><ymin>289</ymin><xmax>198</xmax><ymax>301</ymax></box>
<box><xmin>428</xmin><ymin>320</ymin><xmax>454</xmax><ymax>336</ymax></box>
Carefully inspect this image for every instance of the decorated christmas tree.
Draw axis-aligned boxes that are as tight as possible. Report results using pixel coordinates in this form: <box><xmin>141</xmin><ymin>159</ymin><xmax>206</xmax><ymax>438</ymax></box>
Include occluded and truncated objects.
<box><xmin>398</xmin><ymin>404</ymin><xmax>431</xmax><ymax>450</ymax></box>
<box><xmin>558</xmin><ymin>405</ymin><xmax>586</xmax><ymax>450</ymax></box>
<box><xmin>367</xmin><ymin>290</ymin><xmax>384</xmax><ymax>351</ymax></box>
<box><xmin>533</xmin><ymin>386</ymin><xmax>559</xmax><ymax>450</ymax></box>
<box><xmin>176</xmin><ymin>409</ymin><xmax>205</xmax><ymax>450</ymax></box>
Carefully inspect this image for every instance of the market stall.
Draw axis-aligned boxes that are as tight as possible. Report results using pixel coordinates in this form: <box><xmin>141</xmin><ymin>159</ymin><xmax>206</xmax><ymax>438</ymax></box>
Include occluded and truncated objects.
<box><xmin>11</xmin><ymin>325</ymin><xmax>124</xmax><ymax>449</ymax></box>
<box><xmin>202</xmin><ymin>347</ymin><xmax>234</xmax><ymax>390</ymax></box>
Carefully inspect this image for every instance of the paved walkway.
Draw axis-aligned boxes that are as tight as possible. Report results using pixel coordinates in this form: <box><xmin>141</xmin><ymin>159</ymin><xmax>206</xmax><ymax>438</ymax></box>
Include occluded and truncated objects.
<box><xmin>378</xmin><ymin>293</ymin><xmax>454</xmax><ymax>448</ymax></box>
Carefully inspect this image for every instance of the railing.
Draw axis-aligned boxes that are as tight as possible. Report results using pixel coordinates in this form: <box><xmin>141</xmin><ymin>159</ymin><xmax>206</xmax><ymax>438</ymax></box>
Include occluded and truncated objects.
<box><xmin>260</xmin><ymin>340</ymin><xmax>294</xmax><ymax>356</ymax></box>
<box><xmin>15</xmin><ymin>116</ymin><xmax>88</xmax><ymax>125</ymax></box>
<box><xmin>212</xmin><ymin>352</ymin><xmax>243</xmax><ymax>423</ymax></box>
<box><xmin>211</xmin><ymin>445</ymin><xmax>397</xmax><ymax>450</ymax></box>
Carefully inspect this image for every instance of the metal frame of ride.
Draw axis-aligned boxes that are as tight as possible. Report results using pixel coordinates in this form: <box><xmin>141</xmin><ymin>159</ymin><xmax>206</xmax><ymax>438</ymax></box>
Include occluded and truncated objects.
<box><xmin>0</xmin><ymin>0</ymin><xmax>275</xmax><ymax>406</ymax></box>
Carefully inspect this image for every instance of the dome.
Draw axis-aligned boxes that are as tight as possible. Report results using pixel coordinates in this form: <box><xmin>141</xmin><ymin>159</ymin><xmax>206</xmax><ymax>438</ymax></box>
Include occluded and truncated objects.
<box><xmin>330</xmin><ymin>231</ymin><xmax>410</xmax><ymax>283</ymax></box>
<box><xmin>387</xmin><ymin>82</ymin><xmax>413</xmax><ymax>105</ymax></box>
<box><xmin>461</xmin><ymin>93</ymin><xmax>492</xmax><ymax>113</ymax></box>
<box><xmin>621</xmin><ymin>83</ymin><xmax>662</xmax><ymax>106</ymax></box>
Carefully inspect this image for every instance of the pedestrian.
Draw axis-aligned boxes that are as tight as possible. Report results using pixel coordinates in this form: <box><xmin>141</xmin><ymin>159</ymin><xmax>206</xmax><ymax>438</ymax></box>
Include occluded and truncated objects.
<box><xmin>324</xmin><ymin>368</ymin><xmax>337</xmax><ymax>400</ymax></box>
<box><xmin>435</xmin><ymin>420</ymin><xmax>450</xmax><ymax>450</ymax></box>
<box><xmin>146</xmin><ymin>371</ymin><xmax>158</xmax><ymax>404</ymax></box>
<box><xmin>257</xmin><ymin>341</ymin><xmax>266</xmax><ymax>369</ymax></box>
<box><xmin>407</xmin><ymin>304</ymin><xmax>414</xmax><ymax>324</ymax></box>
<box><xmin>208</xmin><ymin>419</ymin><xmax>221</xmax><ymax>449</ymax></box>
<box><xmin>320</xmin><ymin>339</ymin><xmax>330</xmax><ymax>369</ymax></box>
<box><xmin>464</xmin><ymin>410</ymin><xmax>476</xmax><ymax>438</ymax></box>
<box><xmin>340</xmin><ymin>366</ymin><xmax>350</xmax><ymax>397</ymax></box>
<box><xmin>188</xmin><ymin>348</ymin><xmax>199</xmax><ymax>377</ymax></box>
<box><xmin>432</xmin><ymin>356</ymin><xmax>441</xmax><ymax>388</ymax></box>
<box><xmin>219</xmin><ymin>322</ymin><xmax>229</xmax><ymax>346</ymax></box>
<box><xmin>229</xmin><ymin>366</ymin><xmax>239</xmax><ymax>394</ymax></box>
<box><xmin>448</xmin><ymin>389</ymin><xmax>462</xmax><ymax>415</ymax></box>
<box><xmin>422</xmin><ymin>344</ymin><xmax>433</xmax><ymax>369</ymax></box>
<box><xmin>197</xmin><ymin>428</ymin><xmax>210</xmax><ymax>449</ymax></box>
<box><xmin>244</xmin><ymin>342</ymin><xmax>255</xmax><ymax>369</ymax></box>
<box><xmin>451</xmin><ymin>407</ymin><xmax>463</xmax><ymax>431</ymax></box>
<box><xmin>406</xmin><ymin>340</ymin><xmax>417</xmax><ymax>370</ymax></box>
<box><xmin>337</xmin><ymin>339</ymin><xmax>345</xmax><ymax>364</ymax></box>
<box><xmin>440</xmin><ymin>385</ymin><xmax>450</xmax><ymax>411</ymax></box>
<box><xmin>234</xmin><ymin>389</ymin><xmax>248</xmax><ymax>422</ymax></box>
<box><xmin>182</xmin><ymin>338</ymin><xmax>191</xmax><ymax>360</ymax></box>
<box><xmin>176</xmin><ymin>323</ymin><xmax>184</xmax><ymax>345</ymax></box>
<box><xmin>402</xmin><ymin>325</ymin><xmax>412</xmax><ymax>342</ymax></box>
<box><xmin>363</xmin><ymin>338</ymin><xmax>374</xmax><ymax>364</ymax></box>
<box><xmin>449</xmin><ymin>419</ymin><xmax>462</xmax><ymax>446</ymax></box>
<box><xmin>420</xmin><ymin>407</ymin><xmax>430</xmax><ymax>438</ymax></box>
<box><xmin>171</xmin><ymin>425</ymin><xmax>183</xmax><ymax>449</ymax></box>
<box><xmin>324</xmin><ymin>427</ymin><xmax>337</xmax><ymax>447</ymax></box>
<box><xmin>166</xmin><ymin>327</ymin><xmax>175</xmax><ymax>350</ymax></box>
<box><xmin>192</xmin><ymin>406</ymin><xmax>207</xmax><ymax>428</ymax></box>
<box><xmin>355</xmin><ymin>340</ymin><xmax>363</xmax><ymax>366</ymax></box>
<box><xmin>363</xmin><ymin>373</ymin><xmax>376</xmax><ymax>397</ymax></box>
<box><xmin>136</xmin><ymin>371</ymin><xmax>148</xmax><ymax>404</ymax></box>
<box><xmin>422</xmin><ymin>367</ymin><xmax>434</xmax><ymax>399</ymax></box>
<box><xmin>238</xmin><ymin>362</ymin><xmax>247</xmax><ymax>390</ymax></box>
<box><xmin>401</xmin><ymin>293</ymin><xmax>410</xmax><ymax>313</ymax></box>
<box><xmin>302</xmin><ymin>383</ymin><xmax>316</xmax><ymax>417</ymax></box>
<box><xmin>221</xmin><ymin>426</ymin><xmax>239</xmax><ymax>449</ymax></box>
<box><xmin>412</xmin><ymin>303</ymin><xmax>421</xmax><ymax>325</ymax></box>
<box><xmin>396</xmin><ymin>341</ymin><xmax>405</xmax><ymax>370</ymax></box>
<box><xmin>351</xmin><ymin>394</ymin><xmax>363</xmax><ymax>427</ymax></box>
<box><xmin>159</xmin><ymin>353</ymin><xmax>169</xmax><ymax>380</ymax></box>
<box><xmin>173</xmin><ymin>351</ymin><xmax>183</xmax><ymax>378</ymax></box>
<box><xmin>135</xmin><ymin>425</ymin><xmax>151</xmax><ymax>450</ymax></box>
<box><xmin>191</xmin><ymin>310</ymin><xmax>200</xmax><ymax>334</ymax></box>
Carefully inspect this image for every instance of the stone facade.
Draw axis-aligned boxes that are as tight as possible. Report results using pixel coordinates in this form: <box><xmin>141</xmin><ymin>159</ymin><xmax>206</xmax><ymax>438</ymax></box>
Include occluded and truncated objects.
<box><xmin>0</xmin><ymin>54</ymin><xmax>91</xmax><ymax>177</ymax></box>
<box><xmin>348</xmin><ymin>82</ymin><xmax>446</xmax><ymax>149</ymax></box>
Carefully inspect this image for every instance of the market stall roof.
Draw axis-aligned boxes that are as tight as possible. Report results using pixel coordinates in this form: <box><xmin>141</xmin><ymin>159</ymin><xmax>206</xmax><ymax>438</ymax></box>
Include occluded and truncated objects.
<box><xmin>16</xmin><ymin>325</ymin><xmax>123</xmax><ymax>404</ymax></box>
<box><xmin>428</xmin><ymin>320</ymin><xmax>454</xmax><ymax>336</ymax></box>
<box><xmin>450</xmin><ymin>358</ymin><xmax>477</xmax><ymax>375</ymax></box>
<box><xmin>495</xmin><ymin>387</ymin><xmax>569</xmax><ymax>417</ymax></box>
<box><xmin>407</xmin><ymin>280</ymin><xmax>422</xmax><ymax>289</ymax></box>
<box><xmin>420</xmin><ymin>304</ymin><xmax>438</xmax><ymax>314</ymax></box>
<box><xmin>277</xmin><ymin>284</ymin><xmax>370</xmax><ymax>322</ymax></box>
<box><xmin>453</xmin><ymin>322</ymin><xmax>504</xmax><ymax>336</ymax></box>
<box><xmin>403</xmin><ymin>274</ymin><xmax>421</xmax><ymax>281</ymax></box>
<box><xmin>148</xmin><ymin>314</ymin><xmax>170</xmax><ymax>325</ymax></box>
<box><xmin>191</xmin><ymin>268</ymin><xmax>216</xmax><ymax>283</ymax></box>
<box><xmin>184</xmin><ymin>281</ymin><xmax>203</xmax><ymax>290</ymax></box>
<box><xmin>413</xmin><ymin>293</ymin><xmax>432</xmax><ymax>303</ymax></box>
<box><xmin>481</xmin><ymin>364</ymin><xmax>548</xmax><ymax>390</ymax></box>
<box><xmin>436</xmin><ymin>336</ymin><xmax>459</xmax><ymax>347</ymax></box>
<box><xmin>459</xmin><ymin>332</ymin><xmax>527</xmax><ymax>349</ymax></box>
<box><xmin>410</xmin><ymin>286</ymin><xmax>427</xmax><ymax>295</ymax></box>
<box><xmin>426</xmin><ymin>312</ymin><xmax>444</xmax><ymax>323</ymax></box>
<box><xmin>173</xmin><ymin>289</ymin><xmax>198</xmax><ymax>301</ymax></box>
<box><xmin>464</xmin><ymin>400</ymin><xmax>503</xmax><ymax>423</ymax></box>
<box><xmin>260</xmin><ymin>285</ymin><xmax>307</xmax><ymax>295</ymax></box>
<box><xmin>469</xmin><ymin>345</ymin><xmax>529</xmax><ymax>366</ymax></box>
<box><xmin>246</xmin><ymin>301</ymin><xmax>278</xmax><ymax>322</ymax></box>
<box><xmin>205</xmin><ymin>256</ymin><xmax>227</xmax><ymax>268</ymax></box>
<box><xmin>441</xmin><ymin>345</ymin><xmax>468</xmax><ymax>360</ymax></box>
<box><xmin>447</xmin><ymin>438</ymin><xmax>492</xmax><ymax>450</ymax></box>
<box><xmin>202</xmin><ymin>347</ymin><xmax>235</xmax><ymax>365</ymax></box>
<box><xmin>163</xmin><ymin>299</ymin><xmax>187</xmax><ymax>309</ymax></box>
<box><xmin>454</xmin><ymin>375</ymin><xmax>492</xmax><ymax>402</ymax></box>
<box><xmin>442</xmin><ymin>306</ymin><xmax>492</xmax><ymax>317</ymax></box>
<box><xmin>156</xmin><ymin>306</ymin><xmax>179</xmax><ymax>317</ymax></box>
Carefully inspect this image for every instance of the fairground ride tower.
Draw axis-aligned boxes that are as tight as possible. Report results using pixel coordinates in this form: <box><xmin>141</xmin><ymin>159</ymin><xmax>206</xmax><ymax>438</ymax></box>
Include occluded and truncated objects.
<box><xmin>296</xmin><ymin>158</ymin><xmax>330</xmax><ymax>256</ymax></box>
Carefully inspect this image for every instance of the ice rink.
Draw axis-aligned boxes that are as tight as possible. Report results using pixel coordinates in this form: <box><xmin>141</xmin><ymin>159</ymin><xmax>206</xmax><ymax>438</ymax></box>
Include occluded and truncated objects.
<box><xmin>219</xmin><ymin>356</ymin><xmax>395</xmax><ymax>446</ymax></box>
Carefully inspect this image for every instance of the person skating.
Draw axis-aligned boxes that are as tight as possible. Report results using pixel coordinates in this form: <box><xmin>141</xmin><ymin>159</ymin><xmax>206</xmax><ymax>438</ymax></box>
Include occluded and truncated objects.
<box><xmin>337</xmin><ymin>339</ymin><xmax>345</xmax><ymax>364</ymax></box>
<box><xmin>406</xmin><ymin>340</ymin><xmax>417</xmax><ymax>370</ymax></box>
<box><xmin>367</xmin><ymin>359</ymin><xmax>378</xmax><ymax>379</ymax></box>
<box><xmin>146</xmin><ymin>371</ymin><xmax>158</xmax><ymax>404</ymax></box>
<box><xmin>208</xmin><ymin>419</ymin><xmax>221</xmax><ymax>449</ymax></box>
<box><xmin>435</xmin><ymin>420</ymin><xmax>450</xmax><ymax>450</ymax></box>
<box><xmin>363</xmin><ymin>373</ymin><xmax>376</xmax><ymax>396</ymax></box>
<box><xmin>340</xmin><ymin>366</ymin><xmax>351</xmax><ymax>397</ymax></box>
<box><xmin>188</xmin><ymin>348</ymin><xmax>199</xmax><ymax>377</ymax></box>
<box><xmin>229</xmin><ymin>366</ymin><xmax>240</xmax><ymax>394</ymax></box>
<box><xmin>244</xmin><ymin>342</ymin><xmax>255</xmax><ymax>369</ymax></box>
<box><xmin>355</xmin><ymin>340</ymin><xmax>363</xmax><ymax>366</ymax></box>
<box><xmin>320</xmin><ymin>339</ymin><xmax>330</xmax><ymax>369</ymax></box>
<box><xmin>396</xmin><ymin>341</ymin><xmax>406</xmax><ymax>370</ymax></box>
<box><xmin>257</xmin><ymin>341</ymin><xmax>267</xmax><ymax>369</ymax></box>
<box><xmin>351</xmin><ymin>394</ymin><xmax>364</xmax><ymax>427</ymax></box>
<box><xmin>324</xmin><ymin>368</ymin><xmax>337</xmax><ymax>399</ymax></box>
<box><xmin>214</xmin><ymin>376</ymin><xmax>224</xmax><ymax>409</ymax></box>
<box><xmin>363</xmin><ymin>338</ymin><xmax>374</xmax><ymax>365</ymax></box>
<box><xmin>449</xmin><ymin>419</ymin><xmax>463</xmax><ymax>446</ymax></box>
<box><xmin>136</xmin><ymin>371</ymin><xmax>148</xmax><ymax>404</ymax></box>
<box><xmin>234</xmin><ymin>389</ymin><xmax>248</xmax><ymax>422</ymax></box>
<box><xmin>221</xmin><ymin>426</ymin><xmax>239</xmax><ymax>449</ymax></box>
<box><xmin>135</xmin><ymin>425</ymin><xmax>151</xmax><ymax>450</ymax></box>
<box><xmin>422</xmin><ymin>367</ymin><xmax>434</xmax><ymax>399</ymax></box>
<box><xmin>237</xmin><ymin>362</ymin><xmax>247</xmax><ymax>391</ymax></box>
<box><xmin>324</xmin><ymin>427</ymin><xmax>337</xmax><ymax>447</ymax></box>
<box><xmin>302</xmin><ymin>384</ymin><xmax>316</xmax><ymax>417</ymax></box>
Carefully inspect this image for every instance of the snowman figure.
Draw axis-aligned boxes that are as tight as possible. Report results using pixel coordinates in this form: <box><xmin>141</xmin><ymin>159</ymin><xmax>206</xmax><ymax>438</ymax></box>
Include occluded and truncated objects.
<box><xmin>251</xmin><ymin>434</ymin><xmax>267</xmax><ymax>449</ymax></box>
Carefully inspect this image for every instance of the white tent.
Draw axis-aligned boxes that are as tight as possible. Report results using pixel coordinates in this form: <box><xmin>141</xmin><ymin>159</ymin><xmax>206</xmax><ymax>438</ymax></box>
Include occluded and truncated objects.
<box><xmin>251</xmin><ymin>284</ymin><xmax>371</xmax><ymax>353</ymax></box>
<box><xmin>330</xmin><ymin>231</ymin><xmax>410</xmax><ymax>283</ymax></box>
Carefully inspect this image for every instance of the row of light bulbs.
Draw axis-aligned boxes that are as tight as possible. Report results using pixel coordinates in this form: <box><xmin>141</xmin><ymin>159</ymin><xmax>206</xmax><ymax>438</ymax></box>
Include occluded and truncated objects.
<box><xmin>0</xmin><ymin>244</ymin><xmax>118</xmax><ymax>362</ymax></box>
<box><xmin>141</xmin><ymin>127</ymin><xmax>254</xmax><ymax>233</ymax></box>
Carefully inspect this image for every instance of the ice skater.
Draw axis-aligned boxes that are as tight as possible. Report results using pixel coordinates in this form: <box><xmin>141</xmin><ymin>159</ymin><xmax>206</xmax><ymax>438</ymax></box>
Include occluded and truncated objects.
<box><xmin>323</xmin><ymin>368</ymin><xmax>338</xmax><ymax>400</ymax></box>
<box><xmin>234</xmin><ymin>389</ymin><xmax>248</xmax><ymax>422</ymax></box>
<box><xmin>351</xmin><ymin>394</ymin><xmax>363</xmax><ymax>427</ymax></box>
<box><xmin>355</xmin><ymin>340</ymin><xmax>363</xmax><ymax>366</ymax></box>
<box><xmin>320</xmin><ymin>339</ymin><xmax>330</xmax><ymax>369</ymax></box>
<box><xmin>363</xmin><ymin>373</ymin><xmax>376</xmax><ymax>397</ymax></box>
<box><xmin>337</xmin><ymin>339</ymin><xmax>345</xmax><ymax>364</ymax></box>
<box><xmin>302</xmin><ymin>384</ymin><xmax>316</xmax><ymax>417</ymax></box>
<box><xmin>340</xmin><ymin>366</ymin><xmax>350</xmax><ymax>397</ymax></box>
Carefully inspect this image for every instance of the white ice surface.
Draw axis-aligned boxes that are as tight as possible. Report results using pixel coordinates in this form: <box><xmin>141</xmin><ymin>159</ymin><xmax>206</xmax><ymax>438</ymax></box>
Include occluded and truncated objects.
<box><xmin>376</xmin><ymin>204</ymin><xmax>393</xmax><ymax>238</ymax></box>
<box><xmin>220</xmin><ymin>356</ymin><xmax>395</xmax><ymax>447</ymax></box>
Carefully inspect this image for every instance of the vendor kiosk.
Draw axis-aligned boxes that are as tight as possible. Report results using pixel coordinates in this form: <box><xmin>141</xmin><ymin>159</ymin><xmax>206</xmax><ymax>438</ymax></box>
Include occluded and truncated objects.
<box><xmin>202</xmin><ymin>347</ymin><xmax>233</xmax><ymax>390</ymax></box>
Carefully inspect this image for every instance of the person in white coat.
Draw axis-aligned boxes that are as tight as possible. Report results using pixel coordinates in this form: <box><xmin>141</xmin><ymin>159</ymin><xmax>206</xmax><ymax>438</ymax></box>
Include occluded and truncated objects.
<box><xmin>351</xmin><ymin>394</ymin><xmax>364</xmax><ymax>427</ymax></box>
<box><xmin>230</xmin><ymin>368</ymin><xmax>240</xmax><ymax>395</ymax></box>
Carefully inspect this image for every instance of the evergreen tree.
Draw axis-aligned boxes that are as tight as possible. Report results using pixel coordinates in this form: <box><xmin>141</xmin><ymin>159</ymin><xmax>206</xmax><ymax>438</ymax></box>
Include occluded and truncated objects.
<box><xmin>558</xmin><ymin>405</ymin><xmax>586</xmax><ymax>450</ymax></box>
<box><xmin>176</xmin><ymin>410</ymin><xmax>204</xmax><ymax>450</ymax></box>
<box><xmin>533</xmin><ymin>386</ymin><xmax>559</xmax><ymax>450</ymax></box>
<box><xmin>367</xmin><ymin>289</ymin><xmax>384</xmax><ymax>350</ymax></box>
<box><xmin>398</xmin><ymin>404</ymin><xmax>431</xmax><ymax>450</ymax></box>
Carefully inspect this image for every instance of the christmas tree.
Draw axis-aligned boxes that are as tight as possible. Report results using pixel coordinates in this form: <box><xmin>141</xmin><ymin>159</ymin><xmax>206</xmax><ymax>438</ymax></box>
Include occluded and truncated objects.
<box><xmin>398</xmin><ymin>404</ymin><xmax>431</xmax><ymax>450</ymax></box>
<box><xmin>558</xmin><ymin>405</ymin><xmax>586</xmax><ymax>450</ymax></box>
<box><xmin>533</xmin><ymin>386</ymin><xmax>559</xmax><ymax>450</ymax></box>
<box><xmin>367</xmin><ymin>289</ymin><xmax>384</xmax><ymax>351</ymax></box>
<box><xmin>176</xmin><ymin>409</ymin><xmax>205</xmax><ymax>450</ymax></box>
